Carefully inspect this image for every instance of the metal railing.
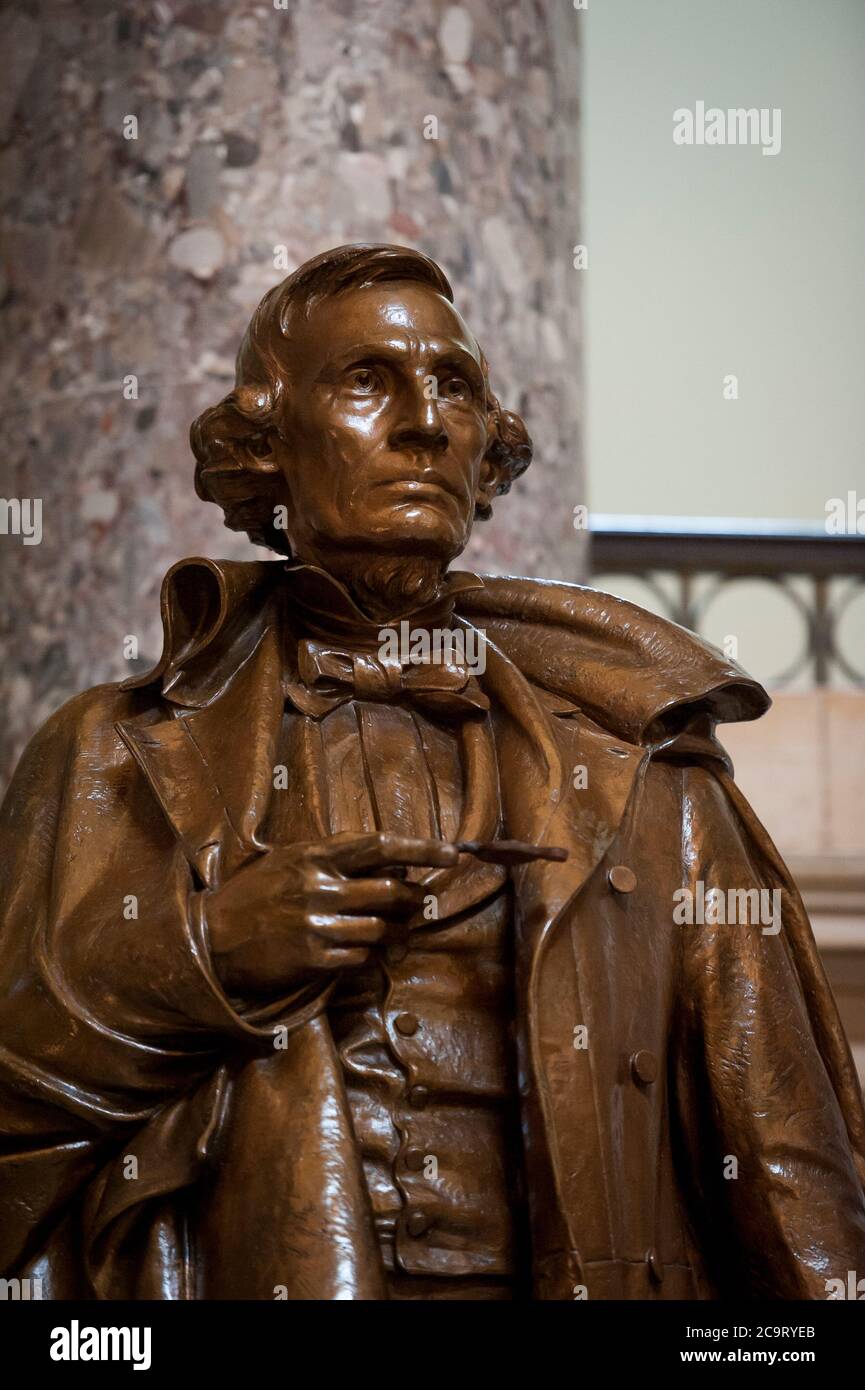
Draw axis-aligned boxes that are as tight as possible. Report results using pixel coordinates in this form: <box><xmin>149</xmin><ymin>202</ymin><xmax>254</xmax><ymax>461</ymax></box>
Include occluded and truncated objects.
<box><xmin>588</xmin><ymin>515</ymin><xmax>865</xmax><ymax>687</ymax></box>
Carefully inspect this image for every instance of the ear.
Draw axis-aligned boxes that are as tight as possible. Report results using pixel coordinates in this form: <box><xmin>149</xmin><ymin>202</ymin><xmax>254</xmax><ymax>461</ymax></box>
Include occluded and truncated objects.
<box><xmin>474</xmin><ymin>448</ymin><xmax>509</xmax><ymax>518</ymax></box>
<box><xmin>191</xmin><ymin>389</ymin><xmax>284</xmax><ymax>483</ymax></box>
<box><xmin>474</xmin><ymin>392</ymin><xmax>533</xmax><ymax>519</ymax></box>
<box><xmin>242</xmin><ymin>427</ymin><xmax>283</xmax><ymax>476</ymax></box>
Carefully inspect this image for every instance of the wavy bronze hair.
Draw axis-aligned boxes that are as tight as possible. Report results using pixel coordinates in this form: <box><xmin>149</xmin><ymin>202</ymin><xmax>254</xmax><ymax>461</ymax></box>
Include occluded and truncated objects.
<box><xmin>190</xmin><ymin>243</ymin><xmax>533</xmax><ymax>554</ymax></box>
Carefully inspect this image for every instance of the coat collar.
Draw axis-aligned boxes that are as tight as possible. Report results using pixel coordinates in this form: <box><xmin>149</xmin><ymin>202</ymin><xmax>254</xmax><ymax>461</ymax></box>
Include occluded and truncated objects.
<box><xmin>457</xmin><ymin>572</ymin><xmax>769</xmax><ymax>742</ymax></box>
<box><xmin>115</xmin><ymin>556</ymin><xmax>769</xmax><ymax>900</ymax></box>
<box><xmin>278</xmin><ymin>561</ymin><xmax>484</xmax><ymax>647</ymax></box>
<box><xmin>121</xmin><ymin>557</ymin><xmax>769</xmax><ymax>735</ymax></box>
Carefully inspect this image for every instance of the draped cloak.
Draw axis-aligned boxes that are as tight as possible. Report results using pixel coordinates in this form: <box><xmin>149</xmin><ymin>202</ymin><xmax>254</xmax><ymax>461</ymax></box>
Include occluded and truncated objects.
<box><xmin>1</xmin><ymin>558</ymin><xmax>864</xmax><ymax>1299</ymax></box>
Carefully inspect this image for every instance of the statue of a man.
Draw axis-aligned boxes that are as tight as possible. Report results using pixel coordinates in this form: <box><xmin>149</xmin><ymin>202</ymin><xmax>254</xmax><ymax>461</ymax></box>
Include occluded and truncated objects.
<box><xmin>2</xmin><ymin>244</ymin><xmax>864</xmax><ymax>1301</ymax></box>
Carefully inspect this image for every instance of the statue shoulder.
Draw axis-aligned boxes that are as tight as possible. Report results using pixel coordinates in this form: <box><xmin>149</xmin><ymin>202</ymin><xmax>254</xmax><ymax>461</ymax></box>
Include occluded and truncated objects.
<box><xmin>1</xmin><ymin>682</ymin><xmax>151</xmax><ymax>814</ymax></box>
<box><xmin>460</xmin><ymin>573</ymin><xmax>769</xmax><ymax>742</ymax></box>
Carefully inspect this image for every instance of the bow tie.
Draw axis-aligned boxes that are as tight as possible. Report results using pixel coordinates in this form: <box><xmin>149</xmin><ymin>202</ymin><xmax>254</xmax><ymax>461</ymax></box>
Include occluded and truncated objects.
<box><xmin>286</xmin><ymin>637</ymin><xmax>490</xmax><ymax>719</ymax></box>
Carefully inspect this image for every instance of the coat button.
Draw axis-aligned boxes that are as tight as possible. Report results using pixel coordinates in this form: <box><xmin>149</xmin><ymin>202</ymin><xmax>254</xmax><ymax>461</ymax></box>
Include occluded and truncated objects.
<box><xmin>630</xmin><ymin>1049</ymin><xmax>658</xmax><ymax>1085</ymax></box>
<box><xmin>395</xmin><ymin>1012</ymin><xmax>419</xmax><ymax>1036</ymax></box>
<box><xmin>407</xmin><ymin>1085</ymin><xmax>429</xmax><ymax>1109</ymax></box>
<box><xmin>646</xmin><ymin>1248</ymin><xmax>664</xmax><ymax>1284</ymax></box>
<box><xmin>608</xmin><ymin>865</ymin><xmax>637</xmax><ymax>894</ymax></box>
<box><xmin>406</xmin><ymin>1209</ymin><xmax>433</xmax><ymax>1237</ymax></box>
<box><xmin>404</xmin><ymin>1147</ymin><xmax>426</xmax><ymax>1171</ymax></box>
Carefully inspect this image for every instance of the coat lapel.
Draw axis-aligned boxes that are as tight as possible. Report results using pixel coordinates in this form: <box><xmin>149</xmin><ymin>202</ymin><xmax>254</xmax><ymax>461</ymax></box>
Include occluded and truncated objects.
<box><xmin>115</xmin><ymin>624</ymin><xmax>285</xmax><ymax>888</ymax></box>
<box><xmin>477</xmin><ymin>628</ymin><xmax>647</xmax><ymax>947</ymax></box>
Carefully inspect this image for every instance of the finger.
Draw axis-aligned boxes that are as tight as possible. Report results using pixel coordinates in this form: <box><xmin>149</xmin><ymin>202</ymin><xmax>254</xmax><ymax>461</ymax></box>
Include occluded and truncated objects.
<box><xmin>324</xmin><ymin>832</ymin><xmax>459</xmax><ymax>875</ymax></box>
<box><xmin>310</xmin><ymin>914</ymin><xmax>388</xmax><ymax>946</ymax></box>
<box><xmin>319</xmin><ymin>946</ymin><xmax>371</xmax><ymax>970</ymax></box>
<box><xmin>312</xmin><ymin>878</ymin><xmax>425</xmax><ymax>916</ymax></box>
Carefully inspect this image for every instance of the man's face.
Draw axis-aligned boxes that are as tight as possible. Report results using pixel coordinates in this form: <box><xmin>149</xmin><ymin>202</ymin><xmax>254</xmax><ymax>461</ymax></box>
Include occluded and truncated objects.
<box><xmin>272</xmin><ymin>280</ymin><xmax>491</xmax><ymax>565</ymax></box>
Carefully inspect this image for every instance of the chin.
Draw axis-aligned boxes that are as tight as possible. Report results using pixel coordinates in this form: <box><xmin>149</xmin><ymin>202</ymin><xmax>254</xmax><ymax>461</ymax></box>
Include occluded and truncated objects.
<box><xmin>369</xmin><ymin>503</ymin><xmax>467</xmax><ymax>553</ymax></box>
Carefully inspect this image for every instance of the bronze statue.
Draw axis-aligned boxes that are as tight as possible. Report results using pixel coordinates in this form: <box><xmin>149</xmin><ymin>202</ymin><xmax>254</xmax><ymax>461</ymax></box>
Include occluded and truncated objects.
<box><xmin>1</xmin><ymin>244</ymin><xmax>864</xmax><ymax>1301</ymax></box>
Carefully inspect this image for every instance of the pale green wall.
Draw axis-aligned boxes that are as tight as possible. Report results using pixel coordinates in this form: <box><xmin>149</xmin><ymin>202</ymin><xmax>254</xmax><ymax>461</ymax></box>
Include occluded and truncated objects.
<box><xmin>584</xmin><ymin>0</ymin><xmax>865</xmax><ymax>523</ymax></box>
<box><xmin>583</xmin><ymin>0</ymin><xmax>865</xmax><ymax>687</ymax></box>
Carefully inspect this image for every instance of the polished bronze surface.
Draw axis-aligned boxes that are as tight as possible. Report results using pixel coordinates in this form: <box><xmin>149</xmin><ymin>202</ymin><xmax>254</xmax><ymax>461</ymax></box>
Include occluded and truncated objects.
<box><xmin>1</xmin><ymin>244</ymin><xmax>864</xmax><ymax>1300</ymax></box>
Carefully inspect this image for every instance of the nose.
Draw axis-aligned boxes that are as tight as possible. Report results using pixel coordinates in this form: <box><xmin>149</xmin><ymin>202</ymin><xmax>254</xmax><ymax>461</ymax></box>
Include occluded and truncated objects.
<box><xmin>388</xmin><ymin>378</ymin><xmax>448</xmax><ymax>453</ymax></box>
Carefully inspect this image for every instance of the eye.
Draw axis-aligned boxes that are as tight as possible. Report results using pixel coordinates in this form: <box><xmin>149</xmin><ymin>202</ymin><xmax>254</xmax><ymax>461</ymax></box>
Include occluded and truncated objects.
<box><xmin>346</xmin><ymin>366</ymin><xmax>384</xmax><ymax>395</ymax></box>
<box><xmin>440</xmin><ymin>375</ymin><xmax>471</xmax><ymax>402</ymax></box>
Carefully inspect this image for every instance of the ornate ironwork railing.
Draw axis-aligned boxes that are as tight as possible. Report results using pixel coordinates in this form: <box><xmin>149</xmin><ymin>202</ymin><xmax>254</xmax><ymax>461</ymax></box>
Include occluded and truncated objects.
<box><xmin>588</xmin><ymin>515</ymin><xmax>865</xmax><ymax>688</ymax></box>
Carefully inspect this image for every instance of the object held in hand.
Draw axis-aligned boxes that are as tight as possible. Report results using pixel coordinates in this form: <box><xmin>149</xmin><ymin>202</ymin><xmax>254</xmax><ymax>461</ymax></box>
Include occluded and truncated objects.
<box><xmin>456</xmin><ymin>839</ymin><xmax>569</xmax><ymax>865</ymax></box>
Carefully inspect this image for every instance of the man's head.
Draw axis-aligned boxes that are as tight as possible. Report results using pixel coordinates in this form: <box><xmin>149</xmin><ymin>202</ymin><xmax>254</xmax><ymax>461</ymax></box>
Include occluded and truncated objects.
<box><xmin>191</xmin><ymin>245</ymin><xmax>531</xmax><ymax>609</ymax></box>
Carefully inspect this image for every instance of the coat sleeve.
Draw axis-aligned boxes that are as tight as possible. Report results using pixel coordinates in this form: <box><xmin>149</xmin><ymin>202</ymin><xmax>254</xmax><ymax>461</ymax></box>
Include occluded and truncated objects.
<box><xmin>0</xmin><ymin>686</ymin><xmax>328</xmax><ymax>1286</ymax></box>
<box><xmin>674</xmin><ymin>760</ymin><xmax>865</xmax><ymax>1298</ymax></box>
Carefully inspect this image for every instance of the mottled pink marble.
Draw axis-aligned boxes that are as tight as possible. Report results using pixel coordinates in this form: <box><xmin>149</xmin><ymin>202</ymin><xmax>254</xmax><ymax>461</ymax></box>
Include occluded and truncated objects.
<box><xmin>0</xmin><ymin>0</ymin><xmax>583</xmax><ymax>789</ymax></box>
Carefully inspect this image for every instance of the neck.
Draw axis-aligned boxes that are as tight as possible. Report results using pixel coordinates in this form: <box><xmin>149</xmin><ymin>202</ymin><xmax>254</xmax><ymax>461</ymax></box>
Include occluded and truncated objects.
<box><xmin>299</xmin><ymin>550</ymin><xmax>449</xmax><ymax>621</ymax></box>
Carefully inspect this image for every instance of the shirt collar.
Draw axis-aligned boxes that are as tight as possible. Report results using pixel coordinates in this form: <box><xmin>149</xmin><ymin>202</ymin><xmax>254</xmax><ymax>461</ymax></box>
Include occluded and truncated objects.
<box><xmin>281</xmin><ymin>560</ymin><xmax>485</xmax><ymax>648</ymax></box>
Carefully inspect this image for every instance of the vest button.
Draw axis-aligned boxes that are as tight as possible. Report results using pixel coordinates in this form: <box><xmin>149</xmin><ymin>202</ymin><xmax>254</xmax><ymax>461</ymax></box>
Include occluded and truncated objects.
<box><xmin>406</xmin><ymin>1210</ymin><xmax>433</xmax><ymax>1238</ymax></box>
<box><xmin>608</xmin><ymin>865</ymin><xmax>637</xmax><ymax>894</ymax></box>
<box><xmin>630</xmin><ymin>1049</ymin><xmax>658</xmax><ymax>1085</ymax></box>
<box><xmin>404</xmin><ymin>1147</ymin><xmax>426</xmax><ymax>1172</ymax></box>
<box><xmin>395</xmin><ymin>1012</ymin><xmax>419</xmax><ymax>1036</ymax></box>
<box><xmin>407</xmin><ymin>1085</ymin><xmax>429</xmax><ymax>1109</ymax></box>
<box><xmin>646</xmin><ymin>1248</ymin><xmax>664</xmax><ymax>1284</ymax></box>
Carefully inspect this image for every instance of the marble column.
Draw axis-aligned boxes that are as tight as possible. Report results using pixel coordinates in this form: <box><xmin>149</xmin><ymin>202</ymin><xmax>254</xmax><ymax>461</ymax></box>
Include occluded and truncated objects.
<box><xmin>0</xmin><ymin>0</ymin><xmax>583</xmax><ymax>787</ymax></box>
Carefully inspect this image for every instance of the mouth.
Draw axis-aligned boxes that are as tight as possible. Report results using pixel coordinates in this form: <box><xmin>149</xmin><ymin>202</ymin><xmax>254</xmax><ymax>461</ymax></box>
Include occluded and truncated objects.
<box><xmin>380</xmin><ymin>469</ymin><xmax>462</xmax><ymax>501</ymax></box>
<box><xmin>399</xmin><ymin>481</ymin><xmax>455</xmax><ymax>500</ymax></box>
